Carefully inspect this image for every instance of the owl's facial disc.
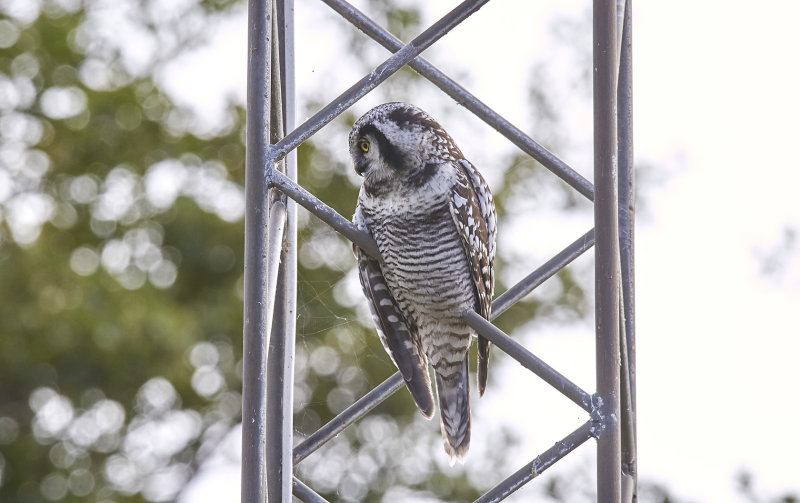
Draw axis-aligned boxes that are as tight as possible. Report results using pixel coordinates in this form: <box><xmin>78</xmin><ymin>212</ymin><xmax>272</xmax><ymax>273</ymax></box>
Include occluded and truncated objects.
<box><xmin>351</xmin><ymin>123</ymin><xmax>408</xmax><ymax>180</ymax></box>
<box><xmin>351</xmin><ymin>132</ymin><xmax>379</xmax><ymax>176</ymax></box>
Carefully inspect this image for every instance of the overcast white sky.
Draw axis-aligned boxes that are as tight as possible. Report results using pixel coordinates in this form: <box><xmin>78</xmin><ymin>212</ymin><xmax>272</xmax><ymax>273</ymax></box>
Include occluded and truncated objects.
<box><xmin>166</xmin><ymin>1</ymin><xmax>800</xmax><ymax>501</ymax></box>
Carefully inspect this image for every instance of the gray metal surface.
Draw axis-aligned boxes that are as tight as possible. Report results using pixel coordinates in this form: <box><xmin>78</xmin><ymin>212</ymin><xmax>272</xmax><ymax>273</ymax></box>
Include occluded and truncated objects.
<box><xmin>242</xmin><ymin>0</ymin><xmax>272</xmax><ymax>501</ymax></box>
<box><xmin>242</xmin><ymin>0</ymin><xmax>635</xmax><ymax>501</ymax></box>
<box><xmin>618</xmin><ymin>1</ymin><xmax>637</xmax><ymax>500</ymax></box>
<box><xmin>593</xmin><ymin>0</ymin><xmax>622</xmax><ymax>501</ymax></box>
<box><xmin>264</xmin><ymin>2</ymin><xmax>298</xmax><ymax>500</ymax></box>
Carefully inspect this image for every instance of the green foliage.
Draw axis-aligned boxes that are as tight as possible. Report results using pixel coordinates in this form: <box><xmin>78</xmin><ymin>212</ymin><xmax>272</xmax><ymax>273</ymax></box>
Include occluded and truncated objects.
<box><xmin>0</xmin><ymin>2</ymin><xmax>246</xmax><ymax>501</ymax></box>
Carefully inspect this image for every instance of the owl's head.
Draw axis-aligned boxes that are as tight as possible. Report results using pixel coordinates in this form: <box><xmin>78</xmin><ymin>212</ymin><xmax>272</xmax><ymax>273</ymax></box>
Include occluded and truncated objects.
<box><xmin>349</xmin><ymin>102</ymin><xmax>457</xmax><ymax>188</ymax></box>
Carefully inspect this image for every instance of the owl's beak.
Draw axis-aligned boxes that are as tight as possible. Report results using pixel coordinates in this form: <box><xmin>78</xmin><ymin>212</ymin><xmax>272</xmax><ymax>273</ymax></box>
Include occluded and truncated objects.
<box><xmin>354</xmin><ymin>160</ymin><xmax>368</xmax><ymax>176</ymax></box>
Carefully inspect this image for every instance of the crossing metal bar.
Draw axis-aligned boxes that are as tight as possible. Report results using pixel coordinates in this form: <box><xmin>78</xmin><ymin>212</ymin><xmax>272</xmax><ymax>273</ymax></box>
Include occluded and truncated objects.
<box><xmin>241</xmin><ymin>0</ymin><xmax>272</xmax><ymax>501</ymax></box>
<box><xmin>320</xmin><ymin>0</ymin><xmax>595</xmax><ymax>201</ymax></box>
<box><xmin>463</xmin><ymin>311</ymin><xmax>593</xmax><ymax>413</ymax></box>
<box><xmin>267</xmin><ymin>0</ymin><xmax>490</xmax><ymax>163</ymax></box>
<box><xmin>593</xmin><ymin>1</ymin><xmax>622</xmax><ymax>501</ymax></box>
<box><xmin>474</xmin><ymin>420</ymin><xmax>595</xmax><ymax>503</ymax></box>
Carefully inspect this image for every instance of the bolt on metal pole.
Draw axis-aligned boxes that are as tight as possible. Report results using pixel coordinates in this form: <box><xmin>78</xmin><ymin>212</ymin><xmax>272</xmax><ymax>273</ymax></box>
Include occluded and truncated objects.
<box><xmin>594</xmin><ymin>0</ymin><xmax>622</xmax><ymax>501</ymax></box>
<box><xmin>242</xmin><ymin>0</ymin><xmax>272</xmax><ymax>501</ymax></box>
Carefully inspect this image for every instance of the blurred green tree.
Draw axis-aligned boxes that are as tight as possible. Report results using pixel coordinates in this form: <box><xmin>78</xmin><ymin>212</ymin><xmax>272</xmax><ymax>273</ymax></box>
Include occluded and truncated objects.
<box><xmin>0</xmin><ymin>1</ymin><xmax>248</xmax><ymax>501</ymax></box>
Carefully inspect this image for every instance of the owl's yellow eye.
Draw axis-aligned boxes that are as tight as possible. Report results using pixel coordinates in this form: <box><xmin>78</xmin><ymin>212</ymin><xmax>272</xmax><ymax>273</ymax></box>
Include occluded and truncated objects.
<box><xmin>359</xmin><ymin>140</ymin><xmax>370</xmax><ymax>152</ymax></box>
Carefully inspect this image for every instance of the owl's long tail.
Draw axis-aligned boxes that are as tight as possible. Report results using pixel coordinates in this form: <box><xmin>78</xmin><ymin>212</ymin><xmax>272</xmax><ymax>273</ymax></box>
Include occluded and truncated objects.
<box><xmin>435</xmin><ymin>354</ymin><xmax>471</xmax><ymax>463</ymax></box>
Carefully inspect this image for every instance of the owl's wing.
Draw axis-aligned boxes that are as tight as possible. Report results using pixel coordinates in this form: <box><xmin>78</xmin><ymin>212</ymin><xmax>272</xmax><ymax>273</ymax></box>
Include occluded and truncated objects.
<box><xmin>449</xmin><ymin>159</ymin><xmax>497</xmax><ymax>396</ymax></box>
<box><xmin>353</xmin><ymin>212</ymin><xmax>434</xmax><ymax>418</ymax></box>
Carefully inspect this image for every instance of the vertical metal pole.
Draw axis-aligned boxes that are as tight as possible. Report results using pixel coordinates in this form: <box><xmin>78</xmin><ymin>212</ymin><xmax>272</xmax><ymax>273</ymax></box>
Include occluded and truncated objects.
<box><xmin>281</xmin><ymin>8</ymin><xmax>298</xmax><ymax>461</ymax></box>
<box><xmin>594</xmin><ymin>0</ymin><xmax>622</xmax><ymax>501</ymax></box>
<box><xmin>265</xmin><ymin>0</ymin><xmax>297</xmax><ymax>502</ymax></box>
<box><xmin>265</xmin><ymin>1</ymin><xmax>296</xmax><ymax>501</ymax></box>
<box><xmin>243</xmin><ymin>0</ymin><xmax>272</xmax><ymax>502</ymax></box>
<box><xmin>617</xmin><ymin>0</ymin><xmax>634</xmax><ymax>414</ymax></box>
<box><xmin>282</xmin><ymin>0</ymin><xmax>298</xmax><ymax>499</ymax></box>
<box><xmin>617</xmin><ymin>0</ymin><xmax>636</xmax><ymax>500</ymax></box>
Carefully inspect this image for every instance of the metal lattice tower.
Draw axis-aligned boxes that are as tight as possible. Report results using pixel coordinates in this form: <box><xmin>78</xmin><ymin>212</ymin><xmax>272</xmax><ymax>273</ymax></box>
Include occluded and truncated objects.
<box><xmin>241</xmin><ymin>0</ymin><xmax>635</xmax><ymax>501</ymax></box>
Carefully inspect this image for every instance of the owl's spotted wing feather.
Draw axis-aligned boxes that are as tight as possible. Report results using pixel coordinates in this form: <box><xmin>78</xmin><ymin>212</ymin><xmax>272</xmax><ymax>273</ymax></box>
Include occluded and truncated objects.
<box><xmin>449</xmin><ymin>159</ymin><xmax>497</xmax><ymax>396</ymax></box>
<box><xmin>354</xmin><ymin>245</ymin><xmax>435</xmax><ymax>418</ymax></box>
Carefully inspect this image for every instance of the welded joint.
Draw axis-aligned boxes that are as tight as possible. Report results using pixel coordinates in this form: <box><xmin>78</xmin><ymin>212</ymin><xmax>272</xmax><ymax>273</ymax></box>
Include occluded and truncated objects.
<box><xmin>263</xmin><ymin>148</ymin><xmax>279</xmax><ymax>185</ymax></box>
<box><xmin>589</xmin><ymin>392</ymin><xmax>618</xmax><ymax>440</ymax></box>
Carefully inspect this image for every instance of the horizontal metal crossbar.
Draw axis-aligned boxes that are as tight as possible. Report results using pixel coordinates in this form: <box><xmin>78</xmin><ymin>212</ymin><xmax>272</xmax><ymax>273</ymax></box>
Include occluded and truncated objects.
<box><xmin>474</xmin><ymin>420</ymin><xmax>595</xmax><ymax>503</ymax></box>
<box><xmin>321</xmin><ymin>0</ymin><xmax>595</xmax><ymax>201</ymax></box>
<box><xmin>266</xmin><ymin>0</ymin><xmax>490</xmax><ymax>163</ymax></box>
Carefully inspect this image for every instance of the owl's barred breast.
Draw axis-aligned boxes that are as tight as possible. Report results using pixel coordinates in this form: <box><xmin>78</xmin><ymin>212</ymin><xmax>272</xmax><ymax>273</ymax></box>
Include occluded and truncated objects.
<box><xmin>360</xmin><ymin>186</ymin><xmax>475</xmax><ymax>372</ymax></box>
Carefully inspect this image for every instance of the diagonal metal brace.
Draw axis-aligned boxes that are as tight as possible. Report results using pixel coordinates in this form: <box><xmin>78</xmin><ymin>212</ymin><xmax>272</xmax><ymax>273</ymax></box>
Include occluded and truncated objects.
<box><xmin>474</xmin><ymin>420</ymin><xmax>595</xmax><ymax>503</ymax></box>
<box><xmin>293</xmin><ymin>372</ymin><xmax>404</xmax><ymax>464</ymax></box>
<box><xmin>462</xmin><ymin>310</ymin><xmax>593</xmax><ymax>413</ymax></box>
<box><xmin>270</xmin><ymin>170</ymin><xmax>381</xmax><ymax>260</ymax></box>
<box><xmin>293</xmin><ymin>476</ymin><xmax>330</xmax><ymax>503</ymax></box>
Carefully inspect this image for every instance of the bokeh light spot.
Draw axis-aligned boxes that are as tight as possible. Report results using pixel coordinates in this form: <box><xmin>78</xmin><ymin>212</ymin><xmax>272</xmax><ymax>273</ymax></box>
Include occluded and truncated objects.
<box><xmin>70</xmin><ymin>246</ymin><xmax>100</xmax><ymax>276</ymax></box>
<box><xmin>40</xmin><ymin>86</ymin><xmax>87</xmax><ymax>120</ymax></box>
